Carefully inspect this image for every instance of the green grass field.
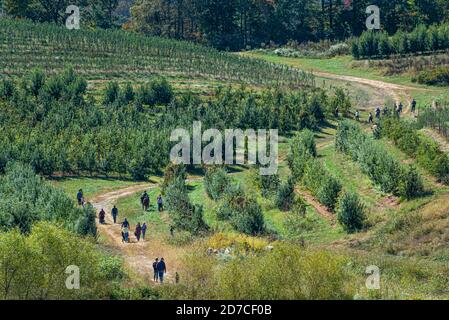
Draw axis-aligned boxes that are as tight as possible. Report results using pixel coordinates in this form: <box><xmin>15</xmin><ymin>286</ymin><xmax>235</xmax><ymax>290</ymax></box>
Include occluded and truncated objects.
<box><xmin>243</xmin><ymin>52</ymin><xmax>449</xmax><ymax>106</ymax></box>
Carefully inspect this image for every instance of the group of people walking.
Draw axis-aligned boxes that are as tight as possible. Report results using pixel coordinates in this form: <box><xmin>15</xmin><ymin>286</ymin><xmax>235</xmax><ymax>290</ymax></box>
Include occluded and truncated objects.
<box><xmin>120</xmin><ymin>218</ymin><xmax>148</xmax><ymax>243</ymax></box>
<box><xmin>356</xmin><ymin>99</ymin><xmax>417</xmax><ymax>124</ymax></box>
<box><xmin>76</xmin><ymin>188</ymin><xmax>173</xmax><ymax>285</ymax></box>
<box><xmin>140</xmin><ymin>191</ymin><xmax>164</xmax><ymax>212</ymax></box>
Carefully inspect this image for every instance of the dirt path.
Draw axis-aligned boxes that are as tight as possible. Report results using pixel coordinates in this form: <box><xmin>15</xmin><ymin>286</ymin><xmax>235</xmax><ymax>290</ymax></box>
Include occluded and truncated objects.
<box><xmin>314</xmin><ymin>71</ymin><xmax>415</xmax><ymax>106</ymax></box>
<box><xmin>92</xmin><ymin>183</ymin><xmax>161</xmax><ymax>282</ymax></box>
<box><xmin>295</xmin><ymin>188</ymin><xmax>336</xmax><ymax>226</ymax></box>
<box><xmin>92</xmin><ymin>178</ymin><xmax>201</xmax><ymax>284</ymax></box>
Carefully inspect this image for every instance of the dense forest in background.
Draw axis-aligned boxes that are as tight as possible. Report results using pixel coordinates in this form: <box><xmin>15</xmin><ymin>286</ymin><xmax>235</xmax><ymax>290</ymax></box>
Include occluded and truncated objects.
<box><xmin>1</xmin><ymin>0</ymin><xmax>448</xmax><ymax>50</ymax></box>
<box><xmin>0</xmin><ymin>0</ymin><xmax>134</xmax><ymax>28</ymax></box>
<box><xmin>129</xmin><ymin>0</ymin><xmax>449</xmax><ymax>50</ymax></box>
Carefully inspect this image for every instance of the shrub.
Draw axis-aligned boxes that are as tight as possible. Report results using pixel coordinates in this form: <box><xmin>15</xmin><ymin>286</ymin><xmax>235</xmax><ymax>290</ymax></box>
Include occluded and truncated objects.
<box><xmin>216</xmin><ymin>245</ymin><xmax>353</xmax><ymax>299</ymax></box>
<box><xmin>103</xmin><ymin>81</ymin><xmax>120</xmax><ymax>105</ymax></box>
<box><xmin>217</xmin><ymin>186</ymin><xmax>264</xmax><ymax>235</ymax></box>
<box><xmin>29</xmin><ymin>69</ymin><xmax>46</xmax><ymax>97</ymax></box>
<box><xmin>0</xmin><ymin>78</ymin><xmax>16</xmax><ymax>99</ymax></box>
<box><xmin>275</xmin><ymin>177</ymin><xmax>295</xmax><ymax>211</ymax></box>
<box><xmin>316</xmin><ymin>175</ymin><xmax>342</xmax><ymax>211</ymax></box>
<box><xmin>165</xmin><ymin>177</ymin><xmax>208</xmax><ymax>235</ymax></box>
<box><xmin>98</xmin><ymin>256</ymin><xmax>125</xmax><ymax>281</ymax></box>
<box><xmin>150</xmin><ymin>78</ymin><xmax>174</xmax><ymax>105</ymax></box>
<box><xmin>288</xmin><ymin>130</ymin><xmax>316</xmax><ymax>179</ymax></box>
<box><xmin>121</xmin><ymin>83</ymin><xmax>135</xmax><ymax>104</ymax></box>
<box><xmin>253</xmin><ymin>170</ymin><xmax>280</xmax><ymax>198</ymax></box>
<box><xmin>289</xmin><ymin>129</ymin><xmax>343</xmax><ymax>211</ymax></box>
<box><xmin>337</xmin><ymin>192</ymin><xmax>366</xmax><ymax>233</ymax></box>
<box><xmin>414</xmin><ymin>67</ymin><xmax>449</xmax><ymax>86</ymax></box>
<box><xmin>161</xmin><ymin>163</ymin><xmax>187</xmax><ymax>194</ymax></box>
<box><xmin>284</xmin><ymin>199</ymin><xmax>317</xmax><ymax>238</ymax></box>
<box><xmin>204</xmin><ymin>166</ymin><xmax>231</xmax><ymax>201</ymax></box>
<box><xmin>75</xmin><ymin>204</ymin><xmax>98</xmax><ymax>237</ymax></box>
<box><xmin>0</xmin><ymin>222</ymin><xmax>116</xmax><ymax>299</ymax></box>
<box><xmin>399</xmin><ymin>165</ymin><xmax>424</xmax><ymax>200</ymax></box>
<box><xmin>330</xmin><ymin>88</ymin><xmax>351</xmax><ymax>117</ymax></box>
<box><xmin>42</xmin><ymin>74</ymin><xmax>64</xmax><ymax>100</ymax></box>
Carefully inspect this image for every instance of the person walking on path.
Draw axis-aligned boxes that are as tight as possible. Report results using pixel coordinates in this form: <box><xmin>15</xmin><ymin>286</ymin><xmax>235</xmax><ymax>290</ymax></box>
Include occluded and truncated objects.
<box><xmin>368</xmin><ymin>112</ymin><xmax>373</xmax><ymax>124</ymax></box>
<box><xmin>157</xmin><ymin>194</ymin><xmax>164</xmax><ymax>212</ymax></box>
<box><xmin>153</xmin><ymin>258</ymin><xmax>159</xmax><ymax>282</ymax></box>
<box><xmin>99</xmin><ymin>208</ymin><xmax>106</xmax><ymax>224</ymax></box>
<box><xmin>121</xmin><ymin>218</ymin><xmax>130</xmax><ymax>243</ymax></box>
<box><xmin>141</xmin><ymin>222</ymin><xmax>147</xmax><ymax>240</ymax></box>
<box><xmin>122</xmin><ymin>225</ymin><xmax>129</xmax><ymax>243</ymax></box>
<box><xmin>157</xmin><ymin>258</ymin><xmax>167</xmax><ymax>284</ymax></box>
<box><xmin>111</xmin><ymin>205</ymin><xmax>118</xmax><ymax>224</ymax></box>
<box><xmin>77</xmin><ymin>189</ymin><xmax>84</xmax><ymax>206</ymax></box>
<box><xmin>141</xmin><ymin>191</ymin><xmax>149</xmax><ymax>211</ymax></box>
<box><xmin>121</xmin><ymin>218</ymin><xmax>129</xmax><ymax>228</ymax></box>
<box><xmin>411</xmin><ymin>99</ymin><xmax>416</xmax><ymax>113</ymax></box>
<box><xmin>121</xmin><ymin>227</ymin><xmax>126</xmax><ymax>243</ymax></box>
<box><xmin>135</xmin><ymin>222</ymin><xmax>142</xmax><ymax>242</ymax></box>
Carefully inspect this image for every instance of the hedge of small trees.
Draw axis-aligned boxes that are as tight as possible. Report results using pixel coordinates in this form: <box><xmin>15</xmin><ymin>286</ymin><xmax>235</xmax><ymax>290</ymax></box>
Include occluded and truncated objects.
<box><xmin>336</xmin><ymin>120</ymin><xmax>424</xmax><ymax>199</ymax></box>
<box><xmin>352</xmin><ymin>24</ymin><xmax>449</xmax><ymax>59</ymax></box>
<box><xmin>288</xmin><ymin>130</ymin><xmax>342</xmax><ymax>212</ymax></box>
<box><xmin>287</xmin><ymin>129</ymin><xmax>367</xmax><ymax>231</ymax></box>
<box><xmin>0</xmin><ymin>162</ymin><xmax>97</xmax><ymax>236</ymax></box>
<box><xmin>380</xmin><ymin>117</ymin><xmax>449</xmax><ymax>185</ymax></box>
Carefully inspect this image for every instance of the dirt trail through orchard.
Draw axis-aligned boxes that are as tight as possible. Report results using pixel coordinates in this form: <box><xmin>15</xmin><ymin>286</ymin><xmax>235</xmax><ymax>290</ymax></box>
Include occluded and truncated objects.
<box><xmin>314</xmin><ymin>71</ymin><xmax>415</xmax><ymax>106</ymax></box>
<box><xmin>91</xmin><ymin>179</ymin><xmax>201</xmax><ymax>284</ymax></box>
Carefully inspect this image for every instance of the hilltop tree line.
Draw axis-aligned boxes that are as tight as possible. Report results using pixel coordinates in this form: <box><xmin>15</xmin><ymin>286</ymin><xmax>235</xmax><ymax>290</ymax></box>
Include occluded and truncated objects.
<box><xmin>1</xmin><ymin>0</ymin><xmax>126</xmax><ymax>28</ymax></box>
<box><xmin>129</xmin><ymin>0</ymin><xmax>449</xmax><ymax>50</ymax></box>
<box><xmin>352</xmin><ymin>23</ymin><xmax>449</xmax><ymax>59</ymax></box>
<box><xmin>2</xmin><ymin>0</ymin><xmax>448</xmax><ymax>51</ymax></box>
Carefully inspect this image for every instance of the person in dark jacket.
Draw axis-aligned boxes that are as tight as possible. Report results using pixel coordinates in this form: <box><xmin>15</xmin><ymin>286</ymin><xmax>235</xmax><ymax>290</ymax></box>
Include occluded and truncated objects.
<box><xmin>157</xmin><ymin>258</ymin><xmax>167</xmax><ymax>284</ymax></box>
<box><xmin>141</xmin><ymin>222</ymin><xmax>147</xmax><ymax>240</ymax></box>
<box><xmin>135</xmin><ymin>222</ymin><xmax>142</xmax><ymax>241</ymax></box>
<box><xmin>153</xmin><ymin>258</ymin><xmax>159</xmax><ymax>282</ymax></box>
<box><xmin>121</xmin><ymin>218</ymin><xmax>129</xmax><ymax>228</ymax></box>
<box><xmin>99</xmin><ymin>208</ymin><xmax>106</xmax><ymax>224</ymax></box>
<box><xmin>111</xmin><ymin>205</ymin><xmax>118</xmax><ymax>224</ymax></box>
<box><xmin>77</xmin><ymin>189</ymin><xmax>83</xmax><ymax>206</ymax></box>
<box><xmin>157</xmin><ymin>194</ymin><xmax>164</xmax><ymax>212</ymax></box>
<box><xmin>411</xmin><ymin>99</ymin><xmax>416</xmax><ymax>113</ymax></box>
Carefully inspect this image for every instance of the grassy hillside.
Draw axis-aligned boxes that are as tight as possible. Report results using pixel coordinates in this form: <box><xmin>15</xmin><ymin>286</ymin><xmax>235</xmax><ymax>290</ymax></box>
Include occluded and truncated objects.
<box><xmin>2</xmin><ymin>19</ymin><xmax>449</xmax><ymax>301</ymax></box>
<box><xmin>0</xmin><ymin>19</ymin><xmax>312</xmax><ymax>89</ymax></box>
